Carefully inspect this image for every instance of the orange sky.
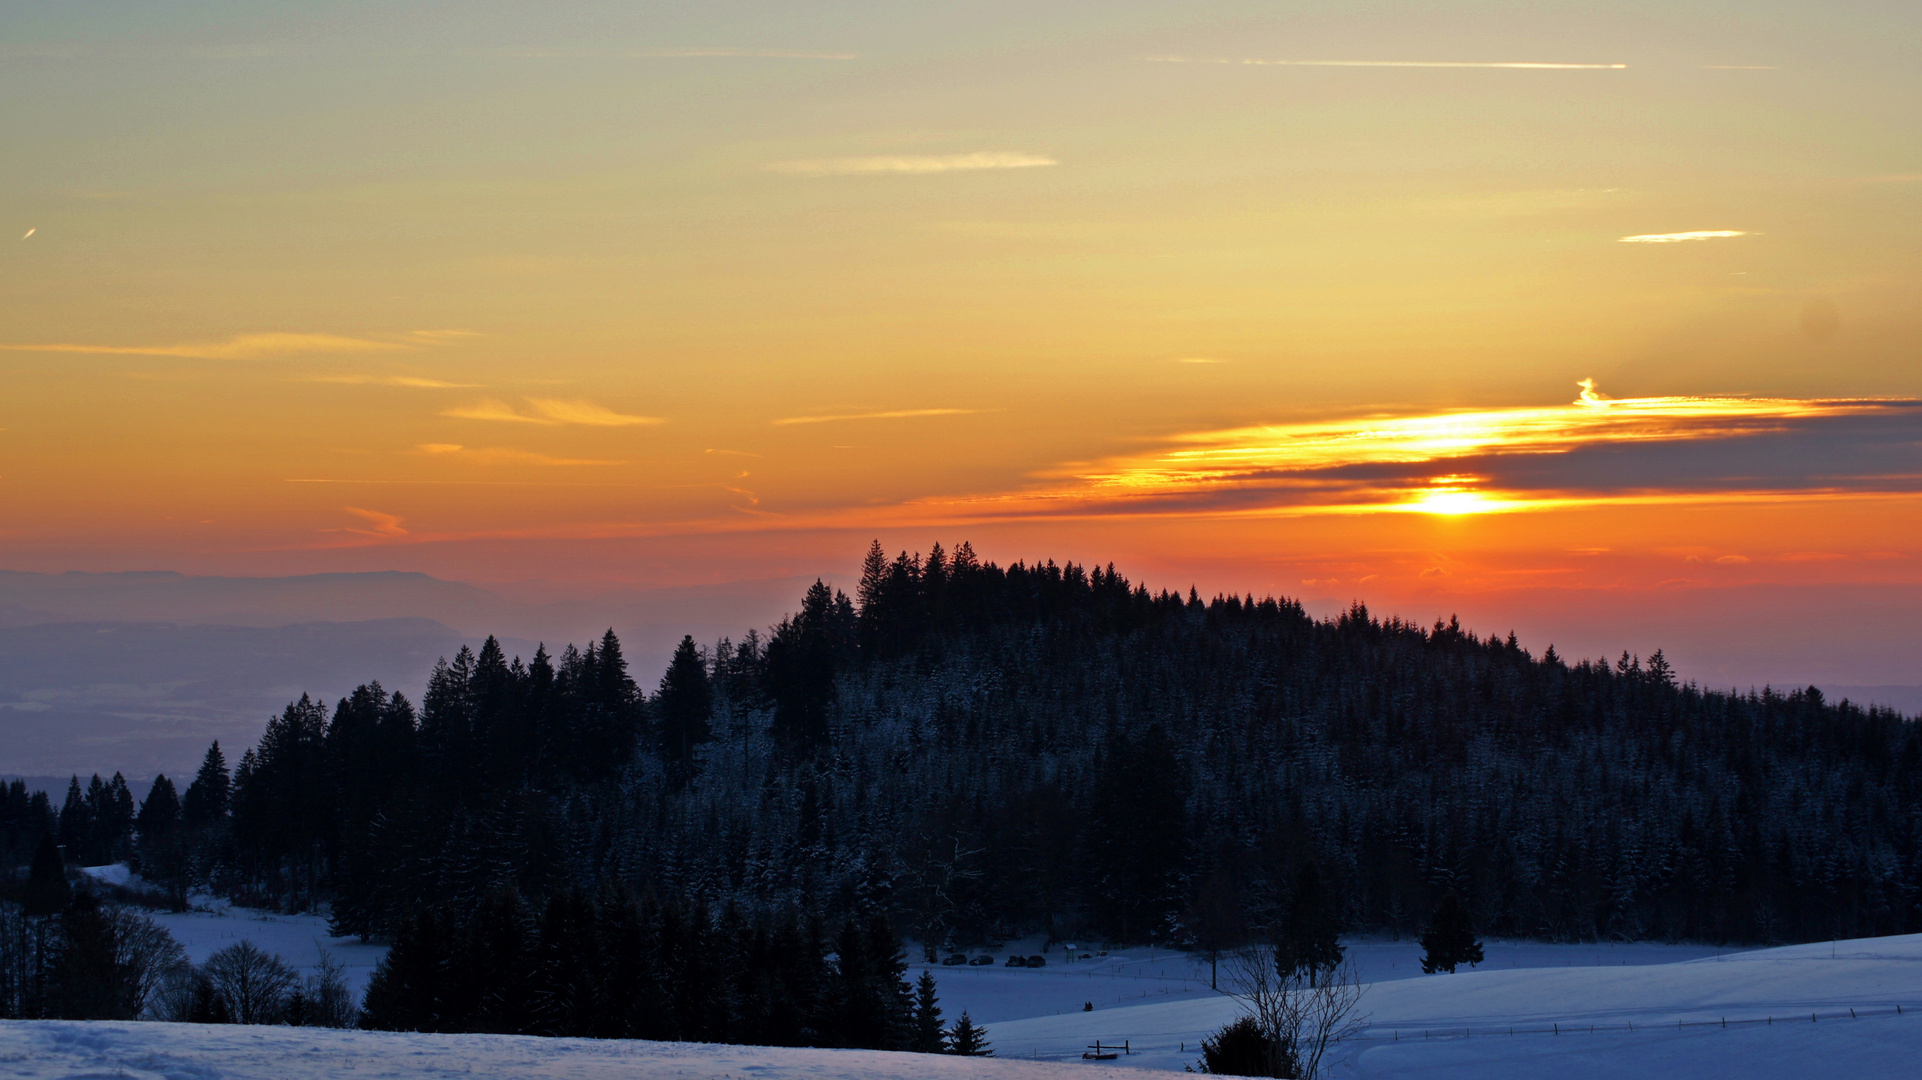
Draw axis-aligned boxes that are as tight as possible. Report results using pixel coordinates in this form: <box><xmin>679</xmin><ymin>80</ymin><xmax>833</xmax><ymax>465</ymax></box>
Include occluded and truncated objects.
<box><xmin>2</xmin><ymin>2</ymin><xmax>1919</xmax><ymax>688</ymax></box>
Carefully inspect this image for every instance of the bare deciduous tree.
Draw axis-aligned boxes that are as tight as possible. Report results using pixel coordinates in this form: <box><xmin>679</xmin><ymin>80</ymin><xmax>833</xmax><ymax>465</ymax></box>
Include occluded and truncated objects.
<box><xmin>1221</xmin><ymin>946</ymin><xmax>1368</xmax><ymax>1079</ymax></box>
<box><xmin>202</xmin><ymin>940</ymin><xmax>297</xmax><ymax>1025</ymax></box>
<box><xmin>303</xmin><ymin>946</ymin><xmax>358</xmax><ymax>1028</ymax></box>
<box><xmin>105</xmin><ymin>907</ymin><xmax>188</xmax><ymax>1019</ymax></box>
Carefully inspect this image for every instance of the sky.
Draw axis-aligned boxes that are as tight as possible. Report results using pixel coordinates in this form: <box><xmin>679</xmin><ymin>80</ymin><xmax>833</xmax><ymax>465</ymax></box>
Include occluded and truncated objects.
<box><xmin>3</xmin><ymin>1</ymin><xmax>1920</xmax><ymax>690</ymax></box>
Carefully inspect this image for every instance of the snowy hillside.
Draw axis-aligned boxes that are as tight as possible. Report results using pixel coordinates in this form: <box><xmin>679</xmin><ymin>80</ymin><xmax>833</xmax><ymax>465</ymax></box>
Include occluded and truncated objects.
<box><xmin>0</xmin><ymin>1022</ymin><xmax>1136</xmax><ymax>1080</ymax></box>
<box><xmin>8</xmin><ymin>932</ymin><xmax>1922</xmax><ymax>1078</ymax></box>
<box><xmin>986</xmin><ymin>933</ymin><xmax>1922</xmax><ymax>1078</ymax></box>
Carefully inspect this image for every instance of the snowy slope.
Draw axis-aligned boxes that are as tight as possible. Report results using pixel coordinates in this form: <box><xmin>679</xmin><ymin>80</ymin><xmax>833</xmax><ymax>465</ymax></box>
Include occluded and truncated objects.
<box><xmin>6</xmin><ymin>934</ymin><xmax>1920</xmax><ymax>1079</ymax></box>
<box><xmin>920</xmin><ymin>937</ymin><xmax>1729</xmax><ymax>1024</ymax></box>
<box><xmin>148</xmin><ymin>899</ymin><xmax>390</xmax><ymax>997</ymax></box>
<box><xmin>0</xmin><ymin>1021</ymin><xmax>1141</xmax><ymax>1080</ymax></box>
<box><xmin>985</xmin><ymin>933</ymin><xmax>1922</xmax><ymax>1078</ymax></box>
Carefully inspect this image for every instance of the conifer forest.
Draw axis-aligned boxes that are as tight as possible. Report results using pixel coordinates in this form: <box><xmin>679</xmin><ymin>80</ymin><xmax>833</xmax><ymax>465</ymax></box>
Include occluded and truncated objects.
<box><xmin>4</xmin><ymin>540</ymin><xmax>1920</xmax><ymax>1042</ymax></box>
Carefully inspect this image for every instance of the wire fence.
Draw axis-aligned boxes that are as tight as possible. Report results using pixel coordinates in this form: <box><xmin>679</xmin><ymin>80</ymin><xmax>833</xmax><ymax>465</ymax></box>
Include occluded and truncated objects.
<box><xmin>1348</xmin><ymin>1001</ymin><xmax>1922</xmax><ymax>1043</ymax></box>
<box><xmin>1012</xmin><ymin>1002</ymin><xmax>1922</xmax><ymax>1062</ymax></box>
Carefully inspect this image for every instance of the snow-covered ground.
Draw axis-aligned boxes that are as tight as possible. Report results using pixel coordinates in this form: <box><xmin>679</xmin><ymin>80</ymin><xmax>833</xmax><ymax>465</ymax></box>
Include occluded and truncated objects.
<box><xmin>5</xmin><ymin>932</ymin><xmax>1920</xmax><ymax>1079</ymax></box>
<box><xmin>24</xmin><ymin>886</ymin><xmax>1922</xmax><ymax>1079</ymax></box>
<box><xmin>985</xmin><ymin>933</ymin><xmax>1922</xmax><ymax>1078</ymax></box>
<box><xmin>150</xmin><ymin>900</ymin><xmax>390</xmax><ymax>996</ymax></box>
<box><xmin>917</xmin><ymin>936</ymin><xmax>1731</xmax><ymax>1024</ymax></box>
<box><xmin>0</xmin><ymin>1021</ymin><xmax>1142</xmax><ymax>1080</ymax></box>
<box><xmin>74</xmin><ymin>868</ymin><xmax>390</xmax><ymax>998</ymax></box>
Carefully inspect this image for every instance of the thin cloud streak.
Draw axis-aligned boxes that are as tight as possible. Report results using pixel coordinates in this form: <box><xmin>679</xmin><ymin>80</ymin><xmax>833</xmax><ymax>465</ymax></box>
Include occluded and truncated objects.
<box><xmin>0</xmin><ymin>332</ymin><xmax>410</xmax><ymax>360</ymax></box>
<box><xmin>773</xmin><ymin>408</ymin><xmax>977</xmax><ymax>426</ymax></box>
<box><xmin>341</xmin><ymin>507</ymin><xmax>408</xmax><ymax>539</ymax></box>
<box><xmin>442</xmin><ymin>398</ymin><xmax>663</xmax><ymax>426</ymax></box>
<box><xmin>308</xmin><ymin>374</ymin><xmax>479</xmax><ymax>388</ymax></box>
<box><xmin>1620</xmin><ymin>230</ymin><xmax>1752</xmax><ymax>243</ymax></box>
<box><xmin>637</xmin><ymin>48</ymin><xmax>857</xmax><ymax>60</ymax></box>
<box><xmin>1148</xmin><ymin>56</ymin><xmax>1626</xmax><ymax>69</ymax></box>
<box><xmin>418</xmin><ymin>443</ymin><xmax>623</xmax><ymax>466</ymax></box>
<box><xmin>767</xmin><ymin>153</ymin><xmax>1056</xmax><ymax>176</ymax></box>
<box><xmin>486</xmin><ymin>48</ymin><xmax>856</xmax><ymax>60</ymax></box>
<box><xmin>527</xmin><ymin>398</ymin><xmax>665</xmax><ymax>427</ymax></box>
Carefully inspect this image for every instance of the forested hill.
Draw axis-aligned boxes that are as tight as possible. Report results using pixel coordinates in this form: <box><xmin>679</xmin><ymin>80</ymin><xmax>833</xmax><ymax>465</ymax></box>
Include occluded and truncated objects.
<box><xmin>11</xmin><ymin>541</ymin><xmax>1921</xmax><ymax>953</ymax></box>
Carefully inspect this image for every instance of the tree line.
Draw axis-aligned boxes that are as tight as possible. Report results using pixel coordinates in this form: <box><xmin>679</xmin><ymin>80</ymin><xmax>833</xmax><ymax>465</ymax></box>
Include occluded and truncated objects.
<box><xmin>5</xmin><ymin>539</ymin><xmax>1920</xmax><ymax>1038</ymax></box>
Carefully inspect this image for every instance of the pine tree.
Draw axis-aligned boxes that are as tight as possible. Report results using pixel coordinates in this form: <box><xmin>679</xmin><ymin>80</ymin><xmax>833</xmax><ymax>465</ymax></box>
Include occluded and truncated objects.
<box><xmin>1419</xmin><ymin>892</ymin><xmax>1484</xmax><ymax>974</ymax></box>
<box><xmin>24</xmin><ymin>830</ymin><xmax>70</xmax><ymax>916</ymax></box>
<box><xmin>1278</xmin><ymin>861</ymin><xmax>1344</xmax><ymax>986</ymax></box>
<box><xmin>947</xmin><ymin>1010</ymin><xmax>992</xmax><ymax>1056</ymax></box>
<box><xmin>911</xmin><ymin>970</ymin><xmax>944</xmax><ymax>1053</ymax></box>
<box><xmin>181</xmin><ymin>742</ymin><xmax>230</xmax><ymax>828</ymax></box>
<box><xmin>57</xmin><ymin>777</ymin><xmax>90</xmax><ymax>862</ymax></box>
<box><xmin>656</xmin><ymin>635</ymin><xmax>714</xmax><ymax>783</ymax></box>
<box><xmin>361</xmin><ymin>907</ymin><xmax>450</xmax><ymax>1031</ymax></box>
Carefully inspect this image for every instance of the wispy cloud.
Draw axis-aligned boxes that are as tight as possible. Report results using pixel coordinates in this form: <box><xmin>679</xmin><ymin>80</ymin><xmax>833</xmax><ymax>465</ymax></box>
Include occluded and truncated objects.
<box><xmin>418</xmin><ymin>443</ymin><xmax>622</xmax><ymax>466</ymax></box>
<box><xmin>636</xmin><ymin>48</ymin><xmax>857</xmax><ymax>60</ymax></box>
<box><xmin>308</xmin><ymin>374</ymin><xmax>479</xmax><ymax>388</ymax></box>
<box><xmin>526</xmin><ymin>398</ymin><xmax>664</xmax><ymax>427</ymax></box>
<box><xmin>1148</xmin><ymin>56</ymin><xmax>1626</xmax><ymax>69</ymax></box>
<box><xmin>773</xmin><ymin>408</ymin><xmax>977</xmax><ymax>426</ymax></box>
<box><xmin>442</xmin><ymin>398</ymin><xmax>663</xmax><ymax>426</ymax></box>
<box><xmin>1619</xmin><ymin>230</ymin><xmax>1753</xmax><ymax>243</ymax></box>
<box><xmin>20</xmin><ymin>228</ymin><xmax>32</xmax><ymax>240</ymax></box>
<box><xmin>0</xmin><ymin>332</ymin><xmax>410</xmax><ymax>360</ymax></box>
<box><xmin>486</xmin><ymin>47</ymin><xmax>856</xmax><ymax>60</ymax></box>
<box><xmin>342</xmin><ymin>507</ymin><xmax>408</xmax><ymax>539</ymax></box>
<box><xmin>1175</xmin><ymin>357</ymin><xmax>1231</xmax><ymax>364</ymax></box>
<box><xmin>442</xmin><ymin>399</ymin><xmax>545</xmax><ymax>424</ymax></box>
<box><xmin>766</xmin><ymin>153</ymin><xmax>1057</xmax><ymax>176</ymax></box>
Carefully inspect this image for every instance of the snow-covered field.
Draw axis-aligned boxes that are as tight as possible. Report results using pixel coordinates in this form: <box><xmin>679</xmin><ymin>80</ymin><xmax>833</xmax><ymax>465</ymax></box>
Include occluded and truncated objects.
<box><xmin>148</xmin><ymin>900</ymin><xmax>389</xmax><ymax>997</ymax></box>
<box><xmin>13</xmin><ymin>906</ymin><xmax>1922</xmax><ymax>1078</ymax></box>
<box><xmin>918</xmin><ymin>936</ymin><xmax>1730</xmax><ymax>1024</ymax></box>
<box><xmin>0</xmin><ymin>1022</ymin><xmax>1143</xmax><ymax>1080</ymax></box>
<box><xmin>986</xmin><ymin>933</ymin><xmax>1922</xmax><ymax>1078</ymax></box>
<box><xmin>73</xmin><ymin>867</ymin><xmax>390</xmax><ymax>996</ymax></box>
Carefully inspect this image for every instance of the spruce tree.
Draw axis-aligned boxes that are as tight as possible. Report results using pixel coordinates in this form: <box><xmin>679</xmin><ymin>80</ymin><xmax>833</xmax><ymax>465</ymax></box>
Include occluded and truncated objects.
<box><xmin>24</xmin><ymin>831</ymin><xmax>70</xmax><ymax>916</ymax></box>
<box><xmin>181</xmin><ymin>742</ymin><xmax>230</xmax><ymax>828</ymax></box>
<box><xmin>911</xmin><ymin>970</ymin><xmax>944</xmax><ymax>1053</ymax></box>
<box><xmin>1278</xmin><ymin>861</ymin><xmax>1344</xmax><ymax>986</ymax></box>
<box><xmin>1419</xmin><ymin>892</ymin><xmax>1484</xmax><ymax>974</ymax></box>
<box><xmin>947</xmin><ymin>1011</ymin><xmax>992</xmax><ymax>1056</ymax></box>
<box><xmin>656</xmin><ymin>635</ymin><xmax>714</xmax><ymax>783</ymax></box>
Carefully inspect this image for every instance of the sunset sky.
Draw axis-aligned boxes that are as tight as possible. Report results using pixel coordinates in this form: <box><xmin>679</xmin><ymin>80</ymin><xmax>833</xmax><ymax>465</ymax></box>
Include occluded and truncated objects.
<box><xmin>3</xmin><ymin>2</ymin><xmax>1920</xmax><ymax>690</ymax></box>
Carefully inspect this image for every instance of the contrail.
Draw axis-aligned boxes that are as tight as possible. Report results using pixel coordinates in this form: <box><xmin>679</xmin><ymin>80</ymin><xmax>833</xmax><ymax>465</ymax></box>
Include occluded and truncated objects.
<box><xmin>20</xmin><ymin>228</ymin><xmax>32</xmax><ymax>240</ymax></box>
<box><xmin>1148</xmin><ymin>57</ymin><xmax>1627</xmax><ymax>69</ymax></box>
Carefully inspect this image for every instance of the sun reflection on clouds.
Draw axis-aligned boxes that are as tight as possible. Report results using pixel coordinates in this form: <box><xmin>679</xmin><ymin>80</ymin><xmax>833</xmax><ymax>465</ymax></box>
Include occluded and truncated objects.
<box><xmin>947</xmin><ymin>381</ymin><xmax>1917</xmax><ymax>521</ymax></box>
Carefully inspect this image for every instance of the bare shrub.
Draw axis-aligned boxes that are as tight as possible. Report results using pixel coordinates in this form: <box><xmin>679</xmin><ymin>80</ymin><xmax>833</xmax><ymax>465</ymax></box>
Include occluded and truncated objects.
<box><xmin>301</xmin><ymin>946</ymin><xmax>358</xmax><ymax>1028</ymax></box>
<box><xmin>1220</xmin><ymin>947</ymin><xmax>1368</xmax><ymax>1079</ymax></box>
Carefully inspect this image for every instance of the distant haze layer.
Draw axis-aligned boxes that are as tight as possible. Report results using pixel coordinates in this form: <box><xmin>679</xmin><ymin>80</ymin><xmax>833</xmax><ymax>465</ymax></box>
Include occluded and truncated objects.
<box><xmin>0</xmin><ymin>565</ymin><xmax>1913</xmax><ymax>780</ymax></box>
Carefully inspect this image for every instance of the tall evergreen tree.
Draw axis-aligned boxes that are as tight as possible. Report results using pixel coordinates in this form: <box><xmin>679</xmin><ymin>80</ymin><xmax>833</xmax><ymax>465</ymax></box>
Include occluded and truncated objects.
<box><xmin>656</xmin><ymin>635</ymin><xmax>714</xmax><ymax>784</ymax></box>
<box><xmin>1277</xmin><ymin>861</ymin><xmax>1344</xmax><ymax>986</ymax></box>
<box><xmin>1088</xmin><ymin>724</ymin><xmax>1189</xmax><ymax>942</ymax></box>
<box><xmin>181</xmin><ymin>742</ymin><xmax>231</xmax><ymax>828</ymax></box>
<box><xmin>1419</xmin><ymin>892</ymin><xmax>1484</xmax><ymax>974</ymax></box>
<box><xmin>911</xmin><ymin>969</ymin><xmax>945</xmax><ymax>1053</ymax></box>
<box><xmin>24</xmin><ymin>831</ymin><xmax>71</xmax><ymax>917</ymax></box>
